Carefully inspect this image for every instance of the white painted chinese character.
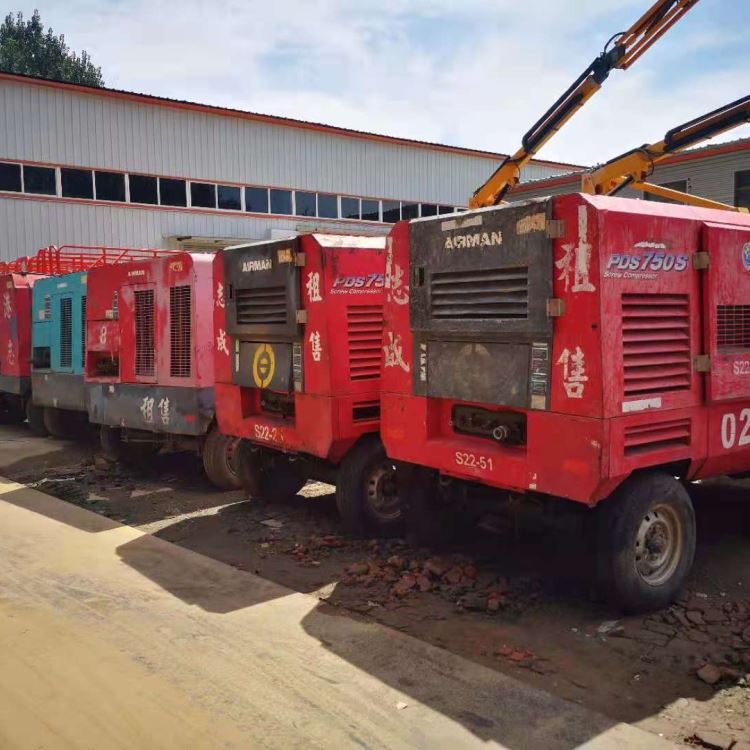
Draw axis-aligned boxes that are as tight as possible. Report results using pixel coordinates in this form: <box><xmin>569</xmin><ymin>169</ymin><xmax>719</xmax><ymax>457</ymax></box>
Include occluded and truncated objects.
<box><xmin>215</xmin><ymin>281</ymin><xmax>225</xmax><ymax>309</ymax></box>
<box><xmin>385</xmin><ymin>237</ymin><xmax>409</xmax><ymax>306</ymax></box>
<box><xmin>556</xmin><ymin>346</ymin><xmax>588</xmax><ymax>399</ymax></box>
<box><xmin>308</xmin><ymin>330</ymin><xmax>322</xmax><ymax>362</ymax></box>
<box><xmin>6</xmin><ymin>339</ymin><xmax>15</xmax><ymax>366</ymax></box>
<box><xmin>158</xmin><ymin>397</ymin><xmax>170</xmax><ymax>425</ymax></box>
<box><xmin>383</xmin><ymin>331</ymin><xmax>410</xmax><ymax>373</ymax></box>
<box><xmin>2</xmin><ymin>291</ymin><xmax>12</xmax><ymax>319</ymax></box>
<box><xmin>306</xmin><ymin>271</ymin><xmax>322</xmax><ymax>302</ymax></box>
<box><xmin>140</xmin><ymin>396</ymin><xmax>155</xmax><ymax>423</ymax></box>
<box><xmin>216</xmin><ymin>328</ymin><xmax>229</xmax><ymax>355</ymax></box>
<box><xmin>99</xmin><ymin>325</ymin><xmax>107</xmax><ymax>346</ymax></box>
<box><xmin>555</xmin><ymin>205</ymin><xmax>595</xmax><ymax>293</ymax></box>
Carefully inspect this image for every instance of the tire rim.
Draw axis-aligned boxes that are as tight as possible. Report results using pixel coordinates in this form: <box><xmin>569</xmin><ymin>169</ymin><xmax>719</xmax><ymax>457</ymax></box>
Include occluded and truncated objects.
<box><xmin>365</xmin><ymin>461</ymin><xmax>401</xmax><ymax>522</ymax></box>
<box><xmin>634</xmin><ymin>503</ymin><xmax>683</xmax><ymax>587</ymax></box>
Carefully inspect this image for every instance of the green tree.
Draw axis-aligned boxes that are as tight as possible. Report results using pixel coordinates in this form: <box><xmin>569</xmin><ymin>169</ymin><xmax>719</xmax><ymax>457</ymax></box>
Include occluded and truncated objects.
<box><xmin>0</xmin><ymin>10</ymin><xmax>103</xmax><ymax>86</ymax></box>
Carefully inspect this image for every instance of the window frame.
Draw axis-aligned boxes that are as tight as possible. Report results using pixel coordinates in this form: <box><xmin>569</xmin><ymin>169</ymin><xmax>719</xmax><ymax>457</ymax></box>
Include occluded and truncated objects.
<box><xmin>159</xmin><ymin>177</ymin><xmax>188</xmax><ymax>207</ymax></box>
<box><xmin>189</xmin><ymin>181</ymin><xmax>217</xmax><ymax>209</ymax></box>
<box><xmin>735</xmin><ymin>170</ymin><xmax>750</xmax><ymax>210</ymax></box>
<box><xmin>94</xmin><ymin>170</ymin><xmax>127</xmax><ymax>203</ymax></box>
<box><xmin>23</xmin><ymin>164</ymin><xmax>57</xmax><ymax>196</ymax></box>
<box><xmin>0</xmin><ymin>161</ymin><xmax>23</xmax><ymax>193</ymax></box>
<box><xmin>60</xmin><ymin>167</ymin><xmax>94</xmax><ymax>200</ymax></box>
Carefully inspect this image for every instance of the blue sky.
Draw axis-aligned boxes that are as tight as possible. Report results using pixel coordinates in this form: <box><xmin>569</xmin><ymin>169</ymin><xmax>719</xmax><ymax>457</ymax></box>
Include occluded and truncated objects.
<box><xmin>17</xmin><ymin>0</ymin><xmax>750</xmax><ymax>165</ymax></box>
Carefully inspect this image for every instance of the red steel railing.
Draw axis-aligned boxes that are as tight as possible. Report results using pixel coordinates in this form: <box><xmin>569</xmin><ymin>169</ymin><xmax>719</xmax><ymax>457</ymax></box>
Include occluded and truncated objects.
<box><xmin>0</xmin><ymin>244</ymin><xmax>180</xmax><ymax>275</ymax></box>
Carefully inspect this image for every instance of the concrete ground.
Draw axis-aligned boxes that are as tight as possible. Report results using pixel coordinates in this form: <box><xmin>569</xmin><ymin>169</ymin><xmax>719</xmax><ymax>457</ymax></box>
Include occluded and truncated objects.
<box><xmin>0</xmin><ymin>474</ymin><xmax>674</xmax><ymax>750</ymax></box>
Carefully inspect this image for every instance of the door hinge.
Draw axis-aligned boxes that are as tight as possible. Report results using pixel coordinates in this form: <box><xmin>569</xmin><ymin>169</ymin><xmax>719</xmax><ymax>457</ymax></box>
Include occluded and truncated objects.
<box><xmin>547</xmin><ymin>298</ymin><xmax>565</xmax><ymax>317</ymax></box>
<box><xmin>294</xmin><ymin>252</ymin><xmax>307</xmax><ymax>267</ymax></box>
<box><xmin>694</xmin><ymin>354</ymin><xmax>711</xmax><ymax>373</ymax></box>
<box><xmin>546</xmin><ymin>220</ymin><xmax>565</xmax><ymax>239</ymax></box>
<box><xmin>296</xmin><ymin>309</ymin><xmax>308</xmax><ymax>324</ymax></box>
<box><xmin>693</xmin><ymin>252</ymin><xmax>710</xmax><ymax>270</ymax></box>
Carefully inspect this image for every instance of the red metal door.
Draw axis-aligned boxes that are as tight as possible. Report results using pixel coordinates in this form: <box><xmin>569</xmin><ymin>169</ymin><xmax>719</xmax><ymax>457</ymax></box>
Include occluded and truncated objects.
<box><xmin>701</xmin><ymin>222</ymin><xmax>750</xmax><ymax>403</ymax></box>
<box><xmin>121</xmin><ymin>283</ymin><xmax>157</xmax><ymax>383</ymax></box>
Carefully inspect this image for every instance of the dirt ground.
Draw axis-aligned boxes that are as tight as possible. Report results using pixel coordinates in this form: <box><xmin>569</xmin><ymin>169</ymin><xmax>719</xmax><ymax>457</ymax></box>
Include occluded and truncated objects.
<box><xmin>3</xmin><ymin>425</ymin><xmax>750</xmax><ymax>750</ymax></box>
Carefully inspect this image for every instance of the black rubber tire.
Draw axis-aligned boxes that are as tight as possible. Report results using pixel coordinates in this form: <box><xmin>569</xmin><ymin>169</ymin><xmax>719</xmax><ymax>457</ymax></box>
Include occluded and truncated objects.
<box><xmin>99</xmin><ymin>425</ymin><xmax>161</xmax><ymax>465</ymax></box>
<box><xmin>43</xmin><ymin>406</ymin><xmax>72</xmax><ymax>438</ymax></box>
<box><xmin>202</xmin><ymin>428</ymin><xmax>241</xmax><ymax>490</ymax></box>
<box><xmin>25</xmin><ymin>399</ymin><xmax>48</xmax><ymax>436</ymax></box>
<box><xmin>595</xmin><ymin>471</ymin><xmax>696</xmax><ymax>614</ymax></box>
<box><xmin>0</xmin><ymin>395</ymin><xmax>25</xmax><ymax>425</ymax></box>
<box><xmin>235</xmin><ymin>441</ymin><xmax>306</xmax><ymax>503</ymax></box>
<box><xmin>335</xmin><ymin>436</ymin><xmax>403</xmax><ymax>538</ymax></box>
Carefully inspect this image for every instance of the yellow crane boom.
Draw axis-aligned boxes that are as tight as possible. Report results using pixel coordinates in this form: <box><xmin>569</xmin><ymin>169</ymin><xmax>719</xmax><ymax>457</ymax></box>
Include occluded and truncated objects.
<box><xmin>469</xmin><ymin>0</ymin><xmax>699</xmax><ymax>209</ymax></box>
<box><xmin>581</xmin><ymin>95</ymin><xmax>750</xmax><ymax>212</ymax></box>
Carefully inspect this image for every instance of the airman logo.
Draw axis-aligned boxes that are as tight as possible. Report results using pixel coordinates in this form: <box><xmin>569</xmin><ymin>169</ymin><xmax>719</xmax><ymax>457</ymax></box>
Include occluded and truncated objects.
<box><xmin>742</xmin><ymin>243</ymin><xmax>750</xmax><ymax>271</ymax></box>
<box><xmin>252</xmin><ymin>343</ymin><xmax>275</xmax><ymax>388</ymax></box>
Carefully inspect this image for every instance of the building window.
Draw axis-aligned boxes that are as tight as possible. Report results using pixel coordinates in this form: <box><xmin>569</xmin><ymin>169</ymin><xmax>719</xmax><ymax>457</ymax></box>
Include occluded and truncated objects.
<box><xmin>270</xmin><ymin>188</ymin><xmax>292</xmax><ymax>215</ymax></box>
<box><xmin>643</xmin><ymin>180</ymin><xmax>688</xmax><ymax>204</ymax></box>
<box><xmin>160</xmin><ymin>178</ymin><xmax>187</xmax><ymax>207</ymax></box>
<box><xmin>61</xmin><ymin>168</ymin><xmax>94</xmax><ymax>199</ymax></box>
<box><xmin>245</xmin><ymin>186</ymin><xmax>269</xmax><ymax>213</ymax></box>
<box><xmin>318</xmin><ymin>193</ymin><xmax>338</xmax><ymax>219</ymax></box>
<box><xmin>382</xmin><ymin>200</ymin><xmax>401</xmax><ymax>223</ymax></box>
<box><xmin>23</xmin><ymin>165</ymin><xmax>56</xmax><ymax>196</ymax></box>
<box><xmin>190</xmin><ymin>182</ymin><xmax>216</xmax><ymax>208</ymax></box>
<box><xmin>361</xmin><ymin>199</ymin><xmax>379</xmax><ymax>222</ymax></box>
<box><xmin>401</xmin><ymin>203</ymin><xmax>419</xmax><ymax>220</ymax></box>
<box><xmin>95</xmin><ymin>171</ymin><xmax>126</xmax><ymax>202</ymax></box>
<box><xmin>129</xmin><ymin>174</ymin><xmax>158</xmax><ymax>205</ymax></box>
<box><xmin>295</xmin><ymin>191</ymin><xmax>316</xmax><ymax>217</ymax></box>
<box><xmin>218</xmin><ymin>185</ymin><xmax>241</xmax><ymax>211</ymax></box>
<box><xmin>438</xmin><ymin>205</ymin><xmax>454</xmax><ymax>215</ymax></box>
<box><xmin>341</xmin><ymin>196</ymin><xmax>360</xmax><ymax>220</ymax></box>
<box><xmin>735</xmin><ymin>170</ymin><xmax>750</xmax><ymax>210</ymax></box>
<box><xmin>0</xmin><ymin>162</ymin><xmax>22</xmax><ymax>192</ymax></box>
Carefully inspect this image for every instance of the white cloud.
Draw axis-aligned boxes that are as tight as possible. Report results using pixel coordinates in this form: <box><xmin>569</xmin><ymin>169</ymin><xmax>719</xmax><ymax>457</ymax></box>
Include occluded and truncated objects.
<box><xmin>22</xmin><ymin>0</ymin><xmax>750</xmax><ymax>166</ymax></box>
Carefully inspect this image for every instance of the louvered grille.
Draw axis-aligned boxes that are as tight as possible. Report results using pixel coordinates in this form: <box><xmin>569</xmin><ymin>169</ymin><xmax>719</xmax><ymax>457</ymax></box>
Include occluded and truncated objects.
<box><xmin>717</xmin><ymin>305</ymin><xmax>750</xmax><ymax>351</ymax></box>
<box><xmin>59</xmin><ymin>297</ymin><xmax>72</xmax><ymax>368</ymax></box>
<box><xmin>170</xmin><ymin>285</ymin><xmax>192</xmax><ymax>378</ymax></box>
<box><xmin>624</xmin><ymin>418</ymin><xmax>691</xmax><ymax>457</ymax></box>
<box><xmin>134</xmin><ymin>289</ymin><xmax>155</xmax><ymax>377</ymax></box>
<box><xmin>622</xmin><ymin>293</ymin><xmax>691</xmax><ymax>397</ymax></box>
<box><xmin>347</xmin><ymin>305</ymin><xmax>384</xmax><ymax>381</ymax></box>
<box><xmin>430</xmin><ymin>266</ymin><xmax>528</xmax><ymax>320</ymax></box>
<box><xmin>80</xmin><ymin>295</ymin><xmax>86</xmax><ymax>369</ymax></box>
<box><xmin>352</xmin><ymin>399</ymin><xmax>380</xmax><ymax>422</ymax></box>
<box><xmin>236</xmin><ymin>286</ymin><xmax>287</xmax><ymax>326</ymax></box>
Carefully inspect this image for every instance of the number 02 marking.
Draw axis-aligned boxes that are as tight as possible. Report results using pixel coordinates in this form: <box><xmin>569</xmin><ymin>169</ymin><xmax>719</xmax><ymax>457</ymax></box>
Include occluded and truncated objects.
<box><xmin>721</xmin><ymin>409</ymin><xmax>750</xmax><ymax>450</ymax></box>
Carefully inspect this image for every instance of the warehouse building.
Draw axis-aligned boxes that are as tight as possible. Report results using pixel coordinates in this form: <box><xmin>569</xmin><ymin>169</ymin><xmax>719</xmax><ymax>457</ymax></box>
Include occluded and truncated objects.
<box><xmin>0</xmin><ymin>72</ymin><xmax>576</xmax><ymax>261</ymax></box>
<box><xmin>507</xmin><ymin>137</ymin><xmax>750</xmax><ymax>209</ymax></box>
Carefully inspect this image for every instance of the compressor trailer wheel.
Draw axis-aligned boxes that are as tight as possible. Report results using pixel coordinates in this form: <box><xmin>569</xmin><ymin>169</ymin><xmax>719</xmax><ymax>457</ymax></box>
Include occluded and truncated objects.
<box><xmin>596</xmin><ymin>471</ymin><xmax>695</xmax><ymax>613</ymax></box>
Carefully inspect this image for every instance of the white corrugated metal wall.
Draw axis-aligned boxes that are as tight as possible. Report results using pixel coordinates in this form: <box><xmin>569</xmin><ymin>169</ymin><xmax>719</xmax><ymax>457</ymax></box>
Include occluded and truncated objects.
<box><xmin>0</xmin><ymin>77</ymin><xmax>572</xmax><ymax>261</ymax></box>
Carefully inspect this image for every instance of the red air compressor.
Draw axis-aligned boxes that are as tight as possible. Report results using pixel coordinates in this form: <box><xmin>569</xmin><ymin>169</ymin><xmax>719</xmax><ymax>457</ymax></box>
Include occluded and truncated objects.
<box><xmin>85</xmin><ymin>251</ymin><xmax>240</xmax><ymax>489</ymax></box>
<box><xmin>381</xmin><ymin>193</ymin><xmax>750</xmax><ymax>611</ymax></box>
<box><xmin>215</xmin><ymin>233</ymin><xmax>401</xmax><ymax>534</ymax></box>
<box><xmin>0</xmin><ymin>245</ymin><xmax>100</xmax><ymax>430</ymax></box>
<box><xmin>0</xmin><ymin>271</ymin><xmax>42</xmax><ymax>427</ymax></box>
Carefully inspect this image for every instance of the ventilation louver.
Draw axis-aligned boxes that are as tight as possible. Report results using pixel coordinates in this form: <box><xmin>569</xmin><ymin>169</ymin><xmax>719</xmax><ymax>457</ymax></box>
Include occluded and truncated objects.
<box><xmin>170</xmin><ymin>285</ymin><xmax>192</xmax><ymax>377</ymax></box>
<box><xmin>622</xmin><ymin>294</ymin><xmax>691</xmax><ymax>396</ymax></box>
<box><xmin>134</xmin><ymin>289</ymin><xmax>155</xmax><ymax>377</ymax></box>
<box><xmin>236</xmin><ymin>286</ymin><xmax>286</xmax><ymax>326</ymax></box>
<box><xmin>347</xmin><ymin>305</ymin><xmax>383</xmax><ymax>381</ymax></box>
<box><xmin>59</xmin><ymin>297</ymin><xmax>72</xmax><ymax>368</ymax></box>
<box><xmin>429</xmin><ymin>267</ymin><xmax>529</xmax><ymax>320</ymax></box>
